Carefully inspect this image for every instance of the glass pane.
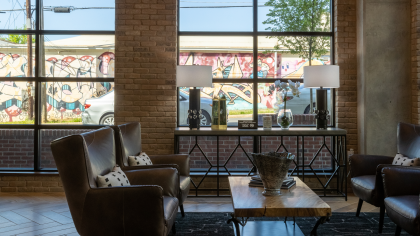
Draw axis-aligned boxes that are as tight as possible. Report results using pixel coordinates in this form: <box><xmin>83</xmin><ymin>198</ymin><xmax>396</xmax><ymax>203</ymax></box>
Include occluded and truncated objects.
<box><xmin>42</xmin><ymin>35</ymin><xmax>115</xmax><ymax>78</ymax></box>
<box><xmin>259</xmin><ymin>0</ymin><xmax>331</xmax><ymax>32</ymax></box>
<box><xmin>180</xmin><ymin>36</ymin><xmax>254</xmax><ymax>79</ymax></box>
<box><xmin>0</xmin><ymin>0</ymin><xmax>37</xmax><ymax>30</ymax></box>
<box><xmin>0</xmin><ymin>129</ymin><xmax>34</xmax><ymax>169</ymax></box>
<box><xmin>179</xmin><ymin>83</ymin><xmax>253</xmax><ymax>127</ymax></box>
<box><xmin>41</xmin><ymin>81</ymin><xmax>114</xmax><ymax>125</ymax></box>
<box><xmin>0</xmin><ymin>81</ymin><xmax>35</xmax><ymax>124</ymax></box>
<box><xmin>258</xmin><ymin>36</ymin><xmax>331</xmax><ymax>78</ymax></box>
<box><xmin>0</xmin><ymin>34</ymin><xmax>35</xmax><ymax>77</ymax></box>
<box><xmin>40</xmin><ymin>129</ymin><xmax>93</xmax><ymax>169</ymax></box>
<box><xmin>180</xmin><ymin>0</ymin><xmax>252</xmax><ymax>32</ymax></box>
<box><xmin>42</xmin><ymin>0</ymin><xmax>115</xmax><ymax>31</ymax></box>
<box><xmin>257</xmin><ymin>83</ymin><xmax>332</xmax><ymax>126</ymax></box>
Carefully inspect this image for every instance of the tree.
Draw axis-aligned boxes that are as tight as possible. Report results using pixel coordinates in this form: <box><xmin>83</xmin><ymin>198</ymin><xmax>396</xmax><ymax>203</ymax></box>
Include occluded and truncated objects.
<box><xmin>0</xmin><ymin>26</ymin><xmax>36</xmax><ymax>44</ymax></box>
<box><xmin>263</xmin><ymin>0</ymin><xmax>330</xmax><ymax>113</ymax></box>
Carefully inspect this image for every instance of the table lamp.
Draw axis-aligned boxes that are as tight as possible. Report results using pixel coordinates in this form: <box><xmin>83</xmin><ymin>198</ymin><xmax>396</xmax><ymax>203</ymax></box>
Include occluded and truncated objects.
<box><xmin>177</xmin><ymin>65</ymin><xmax>212</xmax><ymax>130</ymax></box>
<box><xmin>303</xmin><ymin>65</ymin><xmax>340</xmax><ymax>129</ymax></box>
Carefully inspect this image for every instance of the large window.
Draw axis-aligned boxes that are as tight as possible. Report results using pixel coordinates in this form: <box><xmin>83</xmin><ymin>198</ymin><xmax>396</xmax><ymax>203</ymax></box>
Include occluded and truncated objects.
<box><xmin>178</xmin><ymin>0</ymin><xmax>334</xmax><ymax>127</ymax></box>
<box><xmin>0</xmin><ymin>0</ymin><xmax>115</xmax><ymax>170</ymax></box>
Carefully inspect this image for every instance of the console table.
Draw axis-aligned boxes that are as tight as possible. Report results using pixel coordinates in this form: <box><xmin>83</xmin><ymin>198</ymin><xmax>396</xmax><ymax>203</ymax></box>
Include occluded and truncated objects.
<box><xmin>174</xmin><ymin>127</ymin><xmax>347</xmax><ymax>199</ymax></box>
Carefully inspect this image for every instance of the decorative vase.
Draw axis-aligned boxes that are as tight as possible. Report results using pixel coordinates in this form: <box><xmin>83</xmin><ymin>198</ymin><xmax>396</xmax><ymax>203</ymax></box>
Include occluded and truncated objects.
<box><xmin>211</xmin><ymin>95</ymin><xmax>227</xmax><ymax>130</ymax></box>
<box><xmin>277</xmin><ymin>109</ymin><xmax>293</xmax><ymax>129</ymax></box>
<box><xmin>251</xmin><ymin>152</ymin><xmax>295</xmax><ymax>196</ymax></box>
<box><xmin>211</xmin><ymin>97</ymin><xmax>220</xmax><ymax>130</ymax></box>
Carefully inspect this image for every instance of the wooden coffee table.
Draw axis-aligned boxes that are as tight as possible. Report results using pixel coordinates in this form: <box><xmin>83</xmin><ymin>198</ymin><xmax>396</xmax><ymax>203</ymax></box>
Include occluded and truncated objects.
<box><xmin>228</xmin><ymin>177</ymin><xmax>331</xmax><ymax>236</ymax></box>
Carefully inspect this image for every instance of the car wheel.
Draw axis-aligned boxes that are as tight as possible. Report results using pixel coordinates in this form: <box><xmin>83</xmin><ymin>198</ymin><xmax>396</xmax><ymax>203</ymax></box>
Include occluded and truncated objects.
<box><xmin>100</xmin><ymin>113</ymin><xmax>114</xmax><ymax>125</ymax></box>
<box><xmin>200</xmin><ymin>110</ymin><xmax>211</xmax><ymax>126</ymax></box>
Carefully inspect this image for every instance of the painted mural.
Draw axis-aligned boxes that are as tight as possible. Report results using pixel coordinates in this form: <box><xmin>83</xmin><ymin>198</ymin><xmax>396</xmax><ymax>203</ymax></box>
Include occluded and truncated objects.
<box><xmin>0</xmin><ymin>52</ymin><xmax>115</xmax><ymax>123</ymax></box>
<box><xmin>179</xmin><ymin>52</ymin><xmax>330</xmax><ymax>111</ymax></box>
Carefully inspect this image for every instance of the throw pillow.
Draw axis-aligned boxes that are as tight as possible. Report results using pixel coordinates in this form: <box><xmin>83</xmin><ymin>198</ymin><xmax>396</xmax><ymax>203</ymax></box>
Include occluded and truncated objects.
<box><xmin>128</xmin><ymin>152</ymin><xmax>153</xmax><ymax>166</ymax></box>
<box><xmin>392</xmin><ymin>153</ymin><xmax>420</xmax><ymax>166</ymax></box>
<box><xmin>97</xmin><ymin>165</ymin><xmax>130</xmax><ymax>187</ymax></box>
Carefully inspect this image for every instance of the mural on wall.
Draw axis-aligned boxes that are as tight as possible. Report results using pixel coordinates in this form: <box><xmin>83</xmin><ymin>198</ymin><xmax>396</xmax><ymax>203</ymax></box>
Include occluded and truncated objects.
<box><xmin>0</xmin><ymin>53</ymin><xmax>30</xmax><ymax>77</ymax></box>
<box><xmin>0</xmin><ymin>81</ymin><xmax>31</xmax><ymax>122</ymax></box>
<box><xmin>179</xmin><ymin>52</ymin><xmax>330</xmax><ymax>111</ymax></box>
<box><xmin>179</xmin><ymin>52</ymin><xmax>280</xmax><ymax>79</ymax></box>
<box><xmin>0</xmin><ymin>52</ymin><xmax>115</xmax><ymax>123</ymax></box>
<box><xmin>45</xmin><ymin>52</ymin><xmax>115</xmax><ymax>78</ymax></box>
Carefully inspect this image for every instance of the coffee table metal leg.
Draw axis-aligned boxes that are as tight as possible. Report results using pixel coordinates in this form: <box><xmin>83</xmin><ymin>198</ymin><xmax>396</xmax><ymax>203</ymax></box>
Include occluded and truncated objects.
<box><xmin>310</xmin><ymin>216</ymin><xmax>329</xmax><ymax>236</ymax></box>
<box><xmin>227</xmin><ymin>213</ymin><xmax>241</xmax><ymax>236</ymax></box>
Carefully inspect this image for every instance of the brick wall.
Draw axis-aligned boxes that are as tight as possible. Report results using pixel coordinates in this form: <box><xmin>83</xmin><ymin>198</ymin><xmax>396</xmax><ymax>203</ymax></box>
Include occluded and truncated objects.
<box><xmin>334</xmin><ymin>0</ymin><xmax>357</xmax><ymax>152</ymax></box>
<box><xmin>0</xmin><ymin>129</ymin><xmax>91</xmax><ymax>169</ymax></box>
<box><xmin>0</xmin><ymin>175</ymin><xmax>62</xmax><ymax>192</ymax></box>
<box><xmin>412</xmin><ymin>0</ymin><xmax>420</xmax><ymax>124</ymax></box>
<box><xmin>0</xmin><ymin>130</ymin><xmax>34</xmax><ymax>169</ymax></box>
<box><xmin>114</xmin><ymin>0</ymin><xmax>177</xmax><ymax>155</ymax></box>
<box><xmin>180</xmin><ymin>136</ymin><xmax>334</xmax><ymax>170</ymax></box>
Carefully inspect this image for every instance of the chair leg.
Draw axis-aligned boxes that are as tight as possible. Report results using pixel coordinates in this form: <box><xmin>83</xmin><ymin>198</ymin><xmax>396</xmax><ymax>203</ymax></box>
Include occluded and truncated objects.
<box><xmin>180</xmin><ymin>204</ymin><xmax>185</xmax><ymax>217</ymax></box>
<box><xmin>395</xmin><ymin>225</ymin><xmax>401</xmax><ymax>236</ymax></box>
<box><xmin>379</xmin><ymin>205</ymin><xmax>385</xmax><ymax>234</ymax></box>
<box><xmin>172</xmin><ymin>223</ymin><xmax>176</xmax><ymax>235</ymax></box>
<box><xmin>356</xmin><ymin>199</ymin><xmax>363</xmax><ymax>217</ymax></box>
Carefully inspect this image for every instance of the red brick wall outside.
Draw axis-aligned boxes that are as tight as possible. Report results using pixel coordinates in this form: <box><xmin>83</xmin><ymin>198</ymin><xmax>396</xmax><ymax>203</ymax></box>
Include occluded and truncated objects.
<box><xmin>180</xmin><ymin>115</ymin><xmax>335</xmax><ymax>170</ymax></box>
<box><xmin>0</xmin><ymin>129</ymin><xmax>92</xmax><ymax>169</ymax></box>
<box><xmin>334</xmin><ymin>0</ymin><xmax>357</xmax><ymax>152</ymax></box>
<box><xmin>0</xmin><ymin>130</ymin><xmax>34</xmax><ymax>169</ymax></box>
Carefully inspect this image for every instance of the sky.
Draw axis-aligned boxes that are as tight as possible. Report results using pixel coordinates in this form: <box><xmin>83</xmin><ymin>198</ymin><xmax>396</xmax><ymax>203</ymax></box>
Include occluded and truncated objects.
<box><xmin>0</xmin><ymin>0</ymin><xmax>114</xmax><ymax>41</ymax></box>
<box><xmin>0</xmin><ymin>0</ymin><xmax>331</xmax><ymax>40</ymax></box>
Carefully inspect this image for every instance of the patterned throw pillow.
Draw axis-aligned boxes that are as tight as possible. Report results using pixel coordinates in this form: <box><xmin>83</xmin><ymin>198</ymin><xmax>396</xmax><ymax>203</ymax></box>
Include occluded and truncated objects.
<box><xmin>128</xmin><ymin>152</ymin><xmax>153</xmax><ymax>166</ymax></box>
<box><xmin>97</xmin><ymin>165</ymin><xmax>130</xmax><ymax>187</ymax></box>
<box><xmin>392</xmin><ymin>153</ymin><xmax>420</xmax><ymax>166</ymax></box>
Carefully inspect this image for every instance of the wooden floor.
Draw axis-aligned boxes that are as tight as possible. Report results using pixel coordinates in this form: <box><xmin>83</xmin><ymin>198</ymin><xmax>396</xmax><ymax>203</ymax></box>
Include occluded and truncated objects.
<box><xmin>0</xmin><ymin>192</ymin><xmax>377</xmax><ymax>236</ymax></box>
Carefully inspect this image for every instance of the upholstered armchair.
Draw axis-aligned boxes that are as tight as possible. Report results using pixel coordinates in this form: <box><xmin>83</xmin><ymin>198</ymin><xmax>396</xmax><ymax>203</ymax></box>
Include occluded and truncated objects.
<box><xmin>51</xmin><ymin>127</ymin><xmax>179</xmax><ymax>236</ymax></box>
<box><xmin>350</xmin><ymin>122</ymin><xmax>420</xmax><ymax>233</ymax></box>
<box><xmin>382</xmin><ymin>166</ymin><xmax>420</xmax><ymax>236</ymax></box>
<box><xmin>111</xmin><ymin>122</ymin><xmax>191</xmax><ymax>217</ymax></box>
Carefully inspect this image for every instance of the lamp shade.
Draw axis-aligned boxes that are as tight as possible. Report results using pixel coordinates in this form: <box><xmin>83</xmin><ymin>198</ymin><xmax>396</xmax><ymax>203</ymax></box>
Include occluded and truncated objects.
<box><xmin>176</xmin><ymin>65</ymin><xmax>213</xmax><ymax>87</ymax></box>
<box><xmin>303</xmin><ymin>65</ymin><xmax>340</xmax><ymax>88</ymax></box>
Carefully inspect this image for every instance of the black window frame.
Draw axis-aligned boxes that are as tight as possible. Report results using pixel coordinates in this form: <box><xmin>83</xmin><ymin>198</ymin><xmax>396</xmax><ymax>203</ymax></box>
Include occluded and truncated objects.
<box><xmin>176</xmin><ymin>0</ymin><xmax>335</xmax><ymax>128</ymax></box>
<box><xmin>0</xmin><ymin>0</ymin><xmax>115</xmax><ymax>172</ymax></box>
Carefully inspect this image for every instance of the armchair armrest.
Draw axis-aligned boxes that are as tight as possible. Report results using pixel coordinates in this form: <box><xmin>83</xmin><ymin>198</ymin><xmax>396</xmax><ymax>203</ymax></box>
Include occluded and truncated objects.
<box><xmin>124</xmin><ymin>167</ymin><xmax>179</xmax><ymax>198</ymax></box>
<box><xmin>382</xmin><ymin>166</ymin><xmax>420</xmax><ymax>197</ymax></box>
<box><xmin>82</xmin><ymin>185</ymin><xmax>167</xmax><ymax>236</ymax></box>
<box><xmin>350</xmin><ymin>154</ymin><xmax>393</xmax><ymax>178</ymax></box>
<box><xmin>149</xmin><ymin>154</ymin><xmax>190</xmax><ymax>176</ymax></box>
<box><xmin>122</xmin><ymin>164</ymin><xmax>179</xmax><ymax>171</ymax></box>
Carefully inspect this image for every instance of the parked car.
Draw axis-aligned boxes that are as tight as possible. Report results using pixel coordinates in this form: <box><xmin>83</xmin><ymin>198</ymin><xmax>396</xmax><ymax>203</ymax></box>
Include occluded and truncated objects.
<box><xmin>82</xmin><ymin>91</ymin><xmax>114</xmax><ymax>125</ymax></box>
<box><xmin>81</xmin><ymin>90</ymin><xmax>217</xmax><ymax>126</ymax></box>
<box><xmin>179</xmin><ymin>91</ymin><xmax>213</xmax><ymax>126</ymax></box>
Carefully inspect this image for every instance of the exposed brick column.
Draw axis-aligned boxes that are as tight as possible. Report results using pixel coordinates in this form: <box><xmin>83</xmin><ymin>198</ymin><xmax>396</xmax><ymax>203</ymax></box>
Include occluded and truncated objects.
<box><xmin>412</xmin><ymin>0</ymin><xmax>420</xmax><ymax>124</ymax></box>
<box><xmin>334</xmin><ymin>0</ymin><xmax>357</xmax><ymax>152</ymax></box>
<box><xmin>115</xmin><ymin>0</ymin><xmax>177</xmax><ymax>155</ymax></box>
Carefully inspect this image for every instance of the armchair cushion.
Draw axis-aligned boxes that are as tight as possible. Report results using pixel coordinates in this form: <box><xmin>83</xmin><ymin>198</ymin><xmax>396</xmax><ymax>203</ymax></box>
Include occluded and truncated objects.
<box><xmin>128</xmin><ymin>152</ymin><xmax>153</xmax><ymax>166</ymax></box>
<box><xmin>384</xmin><ymin>195</ymin><xmax>420</xmax><ymax>235</ymax></box>
<box><xmin>124</xmin><ymin>168</ymin><xmax>179</xmax><ymax>198</ymax></box>
<box><xmin>97</xmin><ymin>165</ymin><xmax>130</xmax><ymax>187</ymax></box>
<box><xmin>392</xmin><ymin>154</ymin><xmax>420</xmax><ymax>166</ymax></box>
<box><xmin>351</xmin><ymin>175</ymin><xmax>377</xmax><ymax>204</ymax></box>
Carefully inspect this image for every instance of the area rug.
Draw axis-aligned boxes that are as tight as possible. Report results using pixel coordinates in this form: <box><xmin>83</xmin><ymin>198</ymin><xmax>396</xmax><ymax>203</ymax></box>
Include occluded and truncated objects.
<box><xmin>170</xmin><ymin>212</ymin><xmax>409</xmax><ymax>235</ymax></box>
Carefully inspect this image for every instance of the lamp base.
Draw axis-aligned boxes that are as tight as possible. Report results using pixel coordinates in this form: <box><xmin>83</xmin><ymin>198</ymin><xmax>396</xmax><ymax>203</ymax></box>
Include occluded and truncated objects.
<box><xmin>315</xmin><ymin>88</ymin><xmax>329</xmax><ymax>130</ymax></box>
<box><xmin>188</xmin><ymin>88</ymin><xmax>201</xmax><ymax>130</ymax></box>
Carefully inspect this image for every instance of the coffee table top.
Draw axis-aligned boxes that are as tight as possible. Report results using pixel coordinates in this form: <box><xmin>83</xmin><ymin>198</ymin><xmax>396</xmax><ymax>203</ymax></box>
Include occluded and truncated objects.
<box><xmin>229</xmin><ymin>176</ymin><xmax>332</xmax><ymax>218</ymax></box>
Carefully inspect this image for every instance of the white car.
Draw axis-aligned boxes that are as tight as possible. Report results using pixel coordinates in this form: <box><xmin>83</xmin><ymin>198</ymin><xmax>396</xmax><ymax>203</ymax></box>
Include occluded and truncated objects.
<box><xmin>82</xmin><ymin>91</ymin><xmax>114</xmax><ymax>125</ymax></box>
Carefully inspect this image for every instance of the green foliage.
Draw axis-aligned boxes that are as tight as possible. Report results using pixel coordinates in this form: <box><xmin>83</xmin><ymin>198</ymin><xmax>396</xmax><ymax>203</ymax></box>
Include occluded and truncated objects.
<box><xmin>263</xmin><ymin>0</ymin><xmax>330</xmax><ymax>62</ymax></box>
<box><xmin>0</xmin><ymin>26</ymin><xmax>35</xmax><ymax>44</ymax></box>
